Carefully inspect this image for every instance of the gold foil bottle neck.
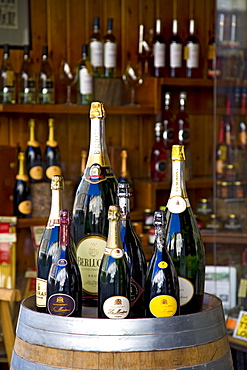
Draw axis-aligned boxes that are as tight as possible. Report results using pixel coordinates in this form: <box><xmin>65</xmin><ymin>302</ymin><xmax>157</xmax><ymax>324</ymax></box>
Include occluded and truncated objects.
<box><xmin>108</xmin><ymin>205</ymin><xmax>121</xmax><ymax>221</ymax></box>
<box><xmin>90</xmin><ymin>102</ymin><xmax>105</xmax><ymax>118</ymax></box>
<box><xmin>51</xmin><ymin>175</ymin><xmax>64</xmax><ymax>190</ymax></box>
<box><xmin>28</xmin><ymin>118</ymin><xmax>35</xmax><ymax>128</ymax></box>
<box><xmin>171</xmin><ymin>145</ymin><xmax>185</xmax><ymax>160</ymax></box>
<box><xmin>48</xmin><ymin>118</ymin><xmax>54</xmax><ymax>127</ymax></box>
<box><xmin>18</xmin><ymin>152</ymin><xmax>25</xmax><ymax>161</ymax></box>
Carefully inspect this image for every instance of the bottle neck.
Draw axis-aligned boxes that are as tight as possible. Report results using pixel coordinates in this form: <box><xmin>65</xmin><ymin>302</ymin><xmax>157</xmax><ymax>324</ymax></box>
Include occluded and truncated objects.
<box><xmin>154</xmin><ymin>222</ymin><xmax>166</xmax><ymax>251</ymax></box>
<box><xmin>218</xmin><ymin>120</ymin><xmax>225</xmax><ymax>143</ymax></box>
<box><xmin>172</xmin><ymin>19</ymin><xmax>178</xmax><ymax>35</ymax></box>
<box><xmin>120</xmin><ymin>152</ymin><xmax>127</xmax><ymax>178</ymax></box>
<box><xmin>119</xmin><ymin>195</ymin><xmax>131</xmax><ymax>218</ymax></box>
<box><xmin>87</xmin><ymin>116</ymin><xmax>111</xmax><ymax>167</ymax></box>
<box><xmin>48</xmin><ymin>189</ymin><xmax>63</xmax><ymax>226</ymax></box>
<box><xmin>29</xmin><ymin>121</ymin><xmax>36</xmax><ymax>143</ymax></box>
<box><xmin>156</xmin><ymin>19</ymin><xmax>161</xmax><ymax>34</ymax></box>
<box><xmin>17</xmin><ymin>158</ymin><xmax>26</xmax><ymax>177</ymax></box>
<box><xmin>59</xmin><ymin>219</ymin><xmax>70</xmax><ymax>247</ymax></box>
<box><xmin>168</xmin><ymin>158</ymin><xmax>189</xmax><ymax>204</ymax></box>
<box><xmin>189</xmin><ymin>19</ymin><xmax>195</xmax><ymax>35</ymax></box>
<box><xmin>47</xmin><ymin>122</ymin><xmax>57</xmax><ymax>146</ymax></box>
<box><xmin>106</xmin><ymin>217</ymin><xmax>122</xmax><ymax>250</ymax></box>
<box><xmin>179</xmin><ymin>97</ymin><xmax>186</xmax><ymax>111</ymax></box>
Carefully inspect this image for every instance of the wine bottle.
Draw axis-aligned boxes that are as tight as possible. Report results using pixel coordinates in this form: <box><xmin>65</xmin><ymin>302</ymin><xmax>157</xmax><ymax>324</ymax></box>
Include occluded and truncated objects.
<box><xmin>119</xmin><ymin>149</ymin><xmax>134</xmax><ymax>211</ymax></box>
<box><xmin>47</xmin><ymin>209</ymin><xmax>82</xmax><ymax>317</ymax></box>
<box><xmin>162</xmin><ymin>92</ymin><xmax>175</xmax><ymax>149</ymax></box>
<box><xmin>224</xmin><ymin>93</ymin><xmax>236</xmax><ymax>170</ymax></box>
<box><xmin>36</xmin><ymin>175</ymin><xmax>64</xmax><ymax>313</ymax></box>
<box><xmin>117</xmin><ymin>182</ymin><xmax>147</xmax><ymax>318</ymax></box>
<box><xmin>174</xmin><ymin>92</ymin><xmax>190</xmax><ymax>147</ymax></box>
<box><xmin>76</xmin><ymin>44</ymin><xmax>93</xmax><ymax>105</ymax></box>
<box><xmin>169</xmin><ymin>20</ymin><xmax>182</xmax><ymax>78</ymax></box>
<box><xmin>238</xmin><ymin>90</ymin><xmax>247</xmax><ymax>179</ymax></box>
<box><xmin>152</xmin><ymin>19</ymin><xmax>165</xmax><ymax>77</ymax></box>
<box><xmin>146</xmin><ymin>210</ymin><xmax>180</xmax><ymax>318</ymax></box>
<box><xmin>98</xmin><ymin>205</ymin><xmax>130</xmax><ymax>319</ymax></box>
<box><xmin>150</xmin><ymin>119</ymin><xmax>167</xmax><ymax>182</ymax></box>
<box><xmin>44</xmin><ymin>118</ymin><xmax>62</xmax><ymax>181</ymax></box>
<box><xmin>89</xmin><ymin>17</ymin><xmax>103</xmax><ymax>77</ymax></box>
<box><xmin>14</xmin><ymin>151</ymin><xmax>32</xmax><ymax>218</ymax></box>
<box><xmin>103</xmin><ymin>18</ymin><xmax>117</xmax><ymax>78</ymax></box>
<box><xmin>18</xmin><ymin>45</ymin><xmax>36</xmax><ymax>104</ymax></box>
<box><xmin>216</xmin><ymin>119</ymin><xmax>227</xmax><ymax>180</ymax></box>
<box><xmin>26</xmin><ymin>118</ymin><xmax>43</xmax><ymax>183</ymax></box>
<box><xmin>0</xmin><ymin>44</ymin><xmax>16</xmax><ymax>104</ymax></box>
<box><xmin>207</xmin><ymin>32</ymin><xmax>221</xmax><ymax>79</ymax></box>
<box><xmin>166</xmin><ymin>145</ymin><xmax>205</xmax><ymax>314</ymax></box>
<box><xmin>38</xmin><ymin>45</ymin><xmax>55</xmax><ymax>104</ymax></box>
<box><xmin>72</xmin><ymin>102</ymin><xmax>118</xmax><ymax>306</ymax></box>
<box><xmin>184</xmin><ymin>20</ymin><xmax>200</xmax><ymax>78</ymax></box>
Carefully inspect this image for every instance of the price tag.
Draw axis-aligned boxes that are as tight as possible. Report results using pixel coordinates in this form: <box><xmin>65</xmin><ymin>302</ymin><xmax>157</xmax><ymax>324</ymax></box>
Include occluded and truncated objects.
<box><xmin>233</xmin><ymin>310</ymin><xmax>247</xmax><ymax>341</ymax></box>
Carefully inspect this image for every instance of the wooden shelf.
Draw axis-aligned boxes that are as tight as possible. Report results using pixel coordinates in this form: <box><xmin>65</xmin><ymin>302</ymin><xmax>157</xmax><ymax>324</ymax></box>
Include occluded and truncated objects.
<box><xmin>159</xmin><ymin>78</ymin><xmax>214</xmax><ymax>88</ymax></box>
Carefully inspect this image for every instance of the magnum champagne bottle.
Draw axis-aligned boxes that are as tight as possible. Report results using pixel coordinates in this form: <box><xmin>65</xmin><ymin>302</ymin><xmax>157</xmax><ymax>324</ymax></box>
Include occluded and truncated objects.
<box><xmin>26</xmin><ymin>119</ymin><xmax>43</xmax><ymax>182</ymax></box>
<box><xmin>98</xmin><ymin>205</ymin><xmax>130</xmax><ymax>318</ymax></box>
<box><xmin>47</xmin><ymin>209</ymin><xmax>82</xmax><ymax>317</ymax></box>
<box><xmin>117</xmin><ymin>182</ymin><xmax>147</xmax><ymax>317</ymax></box>
<box><xmin>14</xmin><ymin>152</ymin><xmax>32</xmax><ymax>218</ymax></box>
<box><xmin>146</xmin><ymin>210</ymin><xmax>179</xmax><ymax>318</ymax></box>
<box><xmin>72</xmin><ymin>102</ymin><xmax>118</xmax><ymax>306</ymax></box>
<box><xmin>44</xmin><ymin>118</ymin><xmax>62</xmax><ymax>181</ymax></box>
<box><xmin>36</xmin><ymin>175</ymin><xmax>64</xmax><ymax>313</ymax></box>
<box><xmin>166</xmin><ymin>145</ymin><xmax>205</xmax><ymax>314</ymax></box>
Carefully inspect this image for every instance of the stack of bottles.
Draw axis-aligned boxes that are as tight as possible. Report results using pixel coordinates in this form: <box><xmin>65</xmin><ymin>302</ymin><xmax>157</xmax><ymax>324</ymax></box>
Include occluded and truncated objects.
<box><xmin>35</xmin><ymin>101</ymin><xmax>205</xmax><ymax>320</ymax></box>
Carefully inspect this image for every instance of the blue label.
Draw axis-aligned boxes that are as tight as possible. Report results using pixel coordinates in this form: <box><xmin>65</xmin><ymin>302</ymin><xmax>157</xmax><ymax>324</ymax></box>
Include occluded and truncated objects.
<box><xmin>48</xmin><ymin>293</ymin><xmax>75</xmax><ymax>316</ymax></box>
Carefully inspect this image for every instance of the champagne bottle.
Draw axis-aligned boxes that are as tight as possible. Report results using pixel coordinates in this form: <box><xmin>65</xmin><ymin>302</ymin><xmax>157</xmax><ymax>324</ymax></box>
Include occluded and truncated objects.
<box><xmin>117</xmin><ymin>182</ymin><xmax>147</xmax><ymax>318</ymax></box>
<box><xmin>152</xmin><ymin>19</ymin><xmax>165</xmax><ymax>77</ymax></box>
<box><xmin>162</xmin><ymin>92</ymin><xmax>175</xmax><ymax>149</ymax></box>
<box><xmin>150</xmin><ymin>119</ymin><xmax>167</xmax><ymax>182</ymax></box>
<box><xmin>146</xmin><ymin>210</ymin><xmax>180</xmax><ymax>318</ymax></box>
<box><xmin>0</xmin><ymin>44</ymin><xmax>16</xmax><ymax>104</ymax></box>
<box><xmin>98</xmin><ymin>205</ymin><xmax>130</xmax><ymax>319</ymax></box>
<box><xmin>72</xmin><ymin>102</ymin><xmax>118</xmax><ymax>306</ymax></box>
<box><xmin>184</xmin><ymin>20</ymin><xmax>200</xmax><ymax>78</ymax></box>
<box><xmin>89</xmin><ymin>17</ymin><xmax>103</xmax><ymax>77</ymax></box>
<box><xmin>119</xmin><ymin>149</ymin><xmax>134</xmax><ymax>211</ymax></box>
<box><xmin>175</xmin><ymin>92</ymin><xmax>190</xmax><ymax>147</ymax></box>
<box><xmin>14</xmin><ymin>152</ymin><xmax>32</xmax><ymax>218</ymax></box>
<box><xmin>103</xmin><ymin>18</ymin><xmax>117</xmax><ymax>78</ymax></box>
<box><xmin>44</xmin><ymin>118</ymin><xmax>62</xmax><ymax>181</ymax></box>
<box><xmin>77</xmin><ymin>44</ymin><xmax>93</xmax><ymax>105</ymax></box>
<box><xmin>26</xmin><ymin>118</ymin><xmax>43</xmax><ymax>183</ymax></box>
<box><xmin>166</xmin><ymin>145</ymin><xmax>205</xmax><ymax>314</ymax></box>
<box><xmin>47</xmin><ymin>209</ymin><xmax>82</xmax><ymax>317</ymax></box>
<box><xmin>18</xmin><ymin>45</ymin><xmax>36</xmax><ymax>104</ymax></box>
<box><xmin>38</xmin><ymin>45</ymin><xmax>55</xmax><ymax>104</ymax></box>
<box><xmin>36</xmin><ymin>175</ymin><xmax>64</xmax><ymax>313</ymax></box>
<box><xmin>169</xmin><ymin>20</ymin><xmax>182</xmax><ymax>78</ymax></box>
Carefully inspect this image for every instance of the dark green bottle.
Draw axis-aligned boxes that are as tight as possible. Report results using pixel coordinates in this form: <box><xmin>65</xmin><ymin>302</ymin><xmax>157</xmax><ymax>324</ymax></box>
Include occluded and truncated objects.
<box><xmin>98</xmin><ymin>205</ymin><xmax>130</xmax><ymax>318</ymax></box>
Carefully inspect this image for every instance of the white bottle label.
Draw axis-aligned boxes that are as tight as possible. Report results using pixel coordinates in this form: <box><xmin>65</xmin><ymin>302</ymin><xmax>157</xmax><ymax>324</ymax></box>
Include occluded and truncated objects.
<box><xmin>104</xmin><ymin>42</ymin><xmax>117</xmax><ymax>68</ymax></box>
<box><xmin>178</xmin><ymin>276</ymin><xmax>194</xmax><ymax>306</ymax></box>
<box><xmin>170</xmin><ymin>43</ymin><xmax>182</xmax><ymax>68</ymax></box>
<box><xmin>90</xmin><ymin>41</ymin><xmax>103</xmax><ymax>67</ymax></box>
<box><xmin>103</xmin><ymin>296</ymin><xmax>130</xmax><ymax>318</ymax></box>
<box><xmin>36</xmin><ymin>278</ymin><xmax>47</xmax><ymax>307</ymax></box>
<box><xmin>186</xmin><ymin>43</ymin><xmax>199</xmax><ymax>68</ymax></box>
<box><xmin>153</xmin><ymin>43</ymin><xmax>165</xmax><ymax>68</ymax></box>
<box><xmin>77</xmin><ymin>235</ymin><xmax>106</xmax><ymax>295</ymax></box>
<box><xmin>79</xmin><ymin>68</ymin><xmax>93</xmax><ymax>95</ymax></box>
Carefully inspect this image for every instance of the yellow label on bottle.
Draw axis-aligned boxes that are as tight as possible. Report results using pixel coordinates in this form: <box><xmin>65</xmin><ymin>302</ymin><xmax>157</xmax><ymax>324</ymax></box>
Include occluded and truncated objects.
<box><xmin>208</xmin><ymin>44</ymin><xmax>216</xmax><ymax>60</ymax></box>
<box><xmin>149</xmin><ymin>295</ymin><xmax>177</xmax><ymax>317</ymax></box>
<box><xmin>6</xmin><ymin>70</ymin><xmax>14</xmax><ymax>86</ymax></box>
<box><xmin>18</xmin><ymin>200</ymin><xmax>32</xmax><ymax>215</ymax></box>
<box><xmin>46</xmin><ymin>166</ymin><xmax>62</xmax><ymax>179</ymax></box>
<box><xmin>158</xmin><ymin>261</ymin><xmax>168</xmax><ymax>269</ymax></box>
<box><xmin>178</xmin><ymin>276</ymin><xmax>194</xmax><ymax>306</ymax></box>
<box><xmin>36</xmin><ymin>278</ymin><xmax>47</xmax><ymax>307</ymax></box>
<box><xmin>183</xmin><ymin>45</ymin><xmax>189</xmax><ymax>60</ymax></box>
<box><xmin>30</xmin><ymin>166</ymin><xmax>43</xmax><ymax>180</ymax></box>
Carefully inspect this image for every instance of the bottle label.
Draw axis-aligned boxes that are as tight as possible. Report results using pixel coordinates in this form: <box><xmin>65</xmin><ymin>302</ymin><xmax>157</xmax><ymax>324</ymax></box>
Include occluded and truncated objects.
<box><xmin>167</xmin><ymin>196</ymin><xmax>186</xmax><ymax>213</ymax></box>
<box><xmin>90</xmin><ymin>41</ymin><xmax>103</xmax><ymax>67</ymax></box>
<box><xmin>155</xmin><ymin>160</ymin><xmax>166</xmax><ymax>174</ymax></box>
<box><xmin>18</xmin><ymin>200</ymin><xmax>32</xmax><ymax>215</ymax></box>
<box><xmin>170</xmin><ymin>43</ymin><xmax>182</xmax><ymax>68</ymax></box>
<box><xmin>85</xmin><ymin>164</ymin><xmax>115</xmax><ymax>184</ymax></box>
<box><xmin>104</xmin><ymin>247</ymin><xmax>124</xmax><ymax>258</ymax></box>
<box><xmin>130</xmin><ymin>277</ymin><xmax>144</xmax><ymax>306</ymax></box>
<box><xmin>6</xmin><ymin>70</ymin><xmax>14</xmax><ymax>86</ymax></box>
<box><xmin>149</xmin><ymin>295</ymin><xmax>177</xmax><ymax>317</ymax></box>
<box><xmin>46</xmin><ymin>165</ymin><xmax>62</xmax><ymax>179</ymax></box>
<box><xmin>179</xmin><ymin>276</ymin><xmax>194</xmax><ymax>306</ymax></box>
<box><xmin>103</xmin><ymin>296</ymin><xmax>130</xmax><ymax>319</ymax></box>
<box><xmin>77</xmin><ymin>235</ymin><xmax>106</xmax><ymax>296</ymax></box>
<box><xmin>79</xmin><ymin>68</ymin><xmax>93</xmax><ymax>95</ymax></box>
<box><xmin>36</xmin><ymin>278</ymin><xmax>47</xmax><ymax>307</ymax></box>
<box><xmin>153</xmin><ymin>43</ymin><xmax>165</xmax><ymax>68</ymax></box>
<box><xmin>29</xmin><ymin>165</ymin><xmax>43</xmax><ymax>180</ymax></box>
<box><xmin>47</xmin><ymin>293</ymin><xmax>75</xmax><ymax>316</ymax></box>
<box><xmin>208</xmin><ymin>44</ymin><xmax>215</xmax><ymax>60</ymax></box>
<box><xmin>104</xmin><ymin>42</ymin><xmax>117</xmax><ymax>68</ymax></box>
<box><xmin>186</xmin><ymin>43</ymin><xmax>199</xmax><ymax>68</ymax></box>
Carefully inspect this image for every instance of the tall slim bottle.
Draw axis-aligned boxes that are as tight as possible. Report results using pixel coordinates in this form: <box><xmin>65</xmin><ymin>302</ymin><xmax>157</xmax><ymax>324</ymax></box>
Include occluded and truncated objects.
<box><xmin>14</xmin><ymin>152</ymin><xmax>32</xmax><ymax>218</ymax></box>
<box><xmin>174</xmin><ymin>92</ymin><xmax>190</xmax><ymax>147</ymax></box>
<box><xmin>18</xmin><ymin>45</ymin><xmax>36</xmax><ymax>104</ymax></box>
<box><xmin>184</xmin><ymin>20</ymin><xmax>200</xmax><ymax>78</ymax></box>
<box><xmin>146</xmin><ymin>210</ymin><xmax>180</xmax><ymax>318</ymax></box>
<box><xmin>44</xmin><ymin>118</ymin><xmax>62</xmax><ymax>181</ymax></box>
<box><xmin>38</xmin><ymin>45</ymin><xmax>55</xmax><ymax>104</ymax></box>
<box><xmin>150</xmin><ymin>120</ymin><xmax>167</xmax><ymax>182</ymax></box>
<box><xmin>77</xmin><ymin>44</ymin><xmax>93</xmax><ymax>105</ymax></box>
<box><xmin>166</xmin><ymin>145</ymin><xmax>205</xmax><ymax>314</ymax></box>
<box><xmin>98</xmin><ymin>205</ymin><xmax>130</xmax><ymax>319</ymax></box>
<box><xmin>72</xmin><ymin>102</ymin><xmax>118</xmax><ymax>306</ymax></box>
<box><xmin>162</xmin><ymin>92</ymin><xmax>175</xmax><ymax>149</ymax></box>
<box><xmin>103</xmin><ymin>18</ymin><xmax>117</xmax><ymax>78</ymax></box>
<box><xmin>117</xmin><ymin>182</ymin><xmax>147</xmax><ymax>317</ymax></box>
<box><xmin>89</xmin><ymin>17</ymin><xmax>103</xmax><ymax>77</ymax></box>
<box><xmin>169</xmin><ymin>20</ymin><xmax>182</xmax><ymax>78</ymax></box>
<box><xmin>152</xmin><ymin>19</ymin><xmax>165</xmax><ymax>77</ymax></box>
<box><xmin>36</xmin><ymin>175</ymin><xmax>64</xmax><ymax>313</ymax></box>
<box><xmin>47</xmin><ymin>209</ymin><xmax>82</xmax><ymax>317</ymax></box>
<box><xmin>0</xmin><ymin>44</ymin><xmax>16</xmax><ymax>104</ymax></box>
<box><xmin>26</xmin><ymin>118</ymin><xmax>43</xmax><ymax>183</ymax></box>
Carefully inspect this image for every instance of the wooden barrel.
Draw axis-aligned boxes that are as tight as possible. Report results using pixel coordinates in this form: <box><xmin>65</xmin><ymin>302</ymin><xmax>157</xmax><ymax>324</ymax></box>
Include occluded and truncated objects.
<box><xmin>11</xmin><ymin>293</ymin><xmax>233</xmax><ymax>370</ymax></box>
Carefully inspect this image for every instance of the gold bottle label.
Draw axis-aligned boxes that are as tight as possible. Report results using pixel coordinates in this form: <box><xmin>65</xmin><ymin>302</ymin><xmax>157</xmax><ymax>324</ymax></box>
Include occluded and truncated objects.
<box><xmin>36</xmin><ymin>278</ymin><xmax>47</xmax><ymax>307</ymax></box>
<box><xmin>149</xmin><ymin>295</ymin><xmax>177</xmax><ymax>317</ymax></box>
<box><xmin>18</xmin><ymin>200</ymin><xmax>32</xmax><ymax>215</ymax></box>
<box><xmin>46</xmin><ymin>166</ymin><xmax>62</xmax><ymax>179</ymax></box>
<box><xmin>30</xmin><ymin>165</ymin><xmax>43</xmax><ymax>180</ymax></box>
